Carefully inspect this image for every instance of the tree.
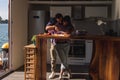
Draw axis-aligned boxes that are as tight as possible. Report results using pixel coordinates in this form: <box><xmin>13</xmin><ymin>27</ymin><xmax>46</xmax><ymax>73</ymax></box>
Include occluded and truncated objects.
<box><xmin>0</xmin><ymin>16</ymin><xmax>2</xmax><ymax>22</ymax></box>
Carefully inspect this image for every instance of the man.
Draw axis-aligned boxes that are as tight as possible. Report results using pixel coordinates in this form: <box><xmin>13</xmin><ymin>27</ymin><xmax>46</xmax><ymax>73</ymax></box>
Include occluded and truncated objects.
<box><xmin>45</xmin><ymin>13</ymin><xmax>63</xmax><ymax>79</ymax></box>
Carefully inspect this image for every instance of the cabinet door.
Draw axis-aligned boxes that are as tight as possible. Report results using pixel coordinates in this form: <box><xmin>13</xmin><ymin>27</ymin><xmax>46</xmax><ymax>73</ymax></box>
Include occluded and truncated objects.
<box><xmin>50</xmin><ymin>6</ymin><xmax>71</xmax><ymax>17</ymax></box>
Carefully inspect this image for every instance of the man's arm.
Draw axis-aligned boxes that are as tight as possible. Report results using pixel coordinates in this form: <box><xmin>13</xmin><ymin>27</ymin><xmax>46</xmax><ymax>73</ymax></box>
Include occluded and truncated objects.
<box><xmin>45</xmin><ymin>25</ymin><xmax>55</xmax><ymax>31</ymax></box>
<box><xmin>45</xmin><ymin>18</ymin><xmax>56</xmax><ymax>31</ymax></box>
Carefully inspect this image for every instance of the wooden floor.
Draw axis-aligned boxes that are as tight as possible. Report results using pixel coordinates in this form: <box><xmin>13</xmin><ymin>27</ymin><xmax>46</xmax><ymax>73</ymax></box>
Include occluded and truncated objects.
<box><xmin>1</xmin><ymin>64</ymin><xmax>92</xmax><ymax>80</ymax></box>
<box><xmin>2</xmin><ymin>72</ymin><xmax>24</xmax><ymax>80</ymax></box>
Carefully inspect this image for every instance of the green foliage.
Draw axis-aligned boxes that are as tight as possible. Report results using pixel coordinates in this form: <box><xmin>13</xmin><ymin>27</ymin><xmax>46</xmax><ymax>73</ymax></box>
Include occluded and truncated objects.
<box><xmin>0</xmin><ymin>16</ymin><xmax>8</xmax><ymax>23</ymax></box>
<box><xmin>31</xmin><ymin>35</ymin><xmax>36</xmax><ymax>42</ymax></box>
<box><xmin>0</xmin><ymin>16</ymin><xmax>2</xmax><ymax>22</ymax></box>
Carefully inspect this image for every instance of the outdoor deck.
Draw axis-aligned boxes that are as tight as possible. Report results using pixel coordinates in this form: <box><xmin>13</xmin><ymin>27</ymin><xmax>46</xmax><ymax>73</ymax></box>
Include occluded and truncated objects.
<box><xmin>1</xmin><ymin>64</ymin><xmax>92</xmax><ymax>80</ymax></box>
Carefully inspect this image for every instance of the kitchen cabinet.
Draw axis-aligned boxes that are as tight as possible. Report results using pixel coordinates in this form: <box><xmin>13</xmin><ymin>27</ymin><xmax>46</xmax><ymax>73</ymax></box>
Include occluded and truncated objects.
<box><xmin>28</xmin><ymin>0</ymin><xmax>112</xmax><ymax>19</ymax></box>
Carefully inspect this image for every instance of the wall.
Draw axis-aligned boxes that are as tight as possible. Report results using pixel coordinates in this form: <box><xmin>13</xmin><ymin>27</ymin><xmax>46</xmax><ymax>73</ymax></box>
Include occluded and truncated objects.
<box><xmin>85</xmin><ymin>6</ymin><xmax>108</xmax><ymax>18</ymax></box>
<box><xmin>72</xmin><ymin>20</ymin><xmax>105</xmax><ymax>35</ymax></box>
<box><xmin>11</xmin><ymin>0</ymin><xmax>28</xmax><ymax>70</ymax></box>
<box><xmin>49</xmin><ymin>5</ymin><xmax>109</xmax><ymax>35</ymax></box>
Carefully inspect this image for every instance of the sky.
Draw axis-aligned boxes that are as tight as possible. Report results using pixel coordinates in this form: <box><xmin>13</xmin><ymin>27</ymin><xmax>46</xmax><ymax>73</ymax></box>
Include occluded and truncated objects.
<box><xmin>0</xmin><ymin>0</ymin><xmax>8</xmax><ymax>20</ymax></box>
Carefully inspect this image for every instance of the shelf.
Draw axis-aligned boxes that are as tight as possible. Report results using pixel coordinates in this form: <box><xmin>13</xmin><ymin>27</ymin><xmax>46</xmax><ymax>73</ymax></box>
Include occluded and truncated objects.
<box><xmin>26</xmin><ymin>71</ymin><xmax>34</xmax><ymax>74</ymax></box>
<box><xmin>26</xmin><ymin>62</ymin><xmax>34</xmax><ymax>64</ymax></box>
<box><xmin>26</xmin><ymin>52</ymin><xmax>35</xmax><ymax>55</ymax></box>
<box><xmin>26</xmin><ymin>56</ymin><xmax>34</xmax><ymax>58</ymax></box>
<box><xmin>26</xmin><ymin>66</ymin><xmax>35</xmax><ymax>69</ymax></box>
<box><xmin>28</xmin><ymin>1</ymin><xmax>112</xmax><ymax>5</ymax></box>
<box><xmin>24</xmin><ymin>44</ymin><xmax>36</xmax><ymax>80</ymax></box>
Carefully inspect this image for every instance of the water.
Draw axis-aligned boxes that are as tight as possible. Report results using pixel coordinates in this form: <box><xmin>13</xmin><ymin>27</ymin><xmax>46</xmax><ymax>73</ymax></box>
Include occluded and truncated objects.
<box><xmin>0</xmin><ymin>24</ymin><xmax>8</xmax><ymax>52</ymax></box>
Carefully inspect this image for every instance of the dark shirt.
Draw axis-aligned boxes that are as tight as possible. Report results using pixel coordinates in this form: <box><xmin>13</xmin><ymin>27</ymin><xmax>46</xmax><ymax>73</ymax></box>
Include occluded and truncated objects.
<box><xmin>56</xmin><ymin>23</ymin><xmax>74</xmax><ymax>34</ymax></box>
<box><xmin>46</xmin><ymin>18</ymin><xmax>63</xmax><ymax>34</ymax></box>
<box><xmin>55</xmin><ymin>23</ymin><xmax>74</xmax><ymax>43</ymax></box>
<box><xmin>46</xmin><ymin>18</ymin><xmax>74</xmax><ymax>45</ymax></box>
<box><xmin>46</xmin><ymin>18</ymin><xmax>57</xmax><ymax>26</ymax></box>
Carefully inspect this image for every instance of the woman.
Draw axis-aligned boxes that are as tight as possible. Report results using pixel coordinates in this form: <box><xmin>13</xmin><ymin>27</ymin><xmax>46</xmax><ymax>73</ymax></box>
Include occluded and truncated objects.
<box><xmin>55</xmin><ymin>15</ymin><xmax>74</xmax><ymax>79</ymax></box>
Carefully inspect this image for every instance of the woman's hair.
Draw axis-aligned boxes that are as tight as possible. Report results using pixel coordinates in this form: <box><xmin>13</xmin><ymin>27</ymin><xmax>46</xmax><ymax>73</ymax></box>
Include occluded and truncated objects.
<box><xmin>63</xmin><ymin>15</ymin><xmax>71</xmax><ymax>23</ymax></box>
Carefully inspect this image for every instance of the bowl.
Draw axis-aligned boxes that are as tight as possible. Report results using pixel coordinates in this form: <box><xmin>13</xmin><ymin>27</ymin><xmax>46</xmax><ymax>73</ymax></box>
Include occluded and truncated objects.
<box><xmin>75</xmin><ymin>30</ymin><xmax>87</xmax><ymax>36</ymax></box>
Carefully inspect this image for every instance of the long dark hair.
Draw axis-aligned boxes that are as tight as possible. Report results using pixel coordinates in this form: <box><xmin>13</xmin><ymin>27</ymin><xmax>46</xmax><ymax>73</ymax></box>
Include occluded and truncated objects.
<box><xmin>63</xmin><ymin>15</ymin><xmax>72</xmax><ymax>24</ymax></box>
<box><xmin>63</xmin><ymin>15</ymin><xmax>73</xmax><ymax>26</ymax></box>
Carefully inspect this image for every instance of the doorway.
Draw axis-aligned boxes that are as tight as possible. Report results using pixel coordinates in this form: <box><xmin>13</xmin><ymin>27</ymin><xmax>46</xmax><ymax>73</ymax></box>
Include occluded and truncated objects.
<box><xmin>0</xmin><ymin>0</ymin><xmax>12</xmax><ymax>77</ymax></box>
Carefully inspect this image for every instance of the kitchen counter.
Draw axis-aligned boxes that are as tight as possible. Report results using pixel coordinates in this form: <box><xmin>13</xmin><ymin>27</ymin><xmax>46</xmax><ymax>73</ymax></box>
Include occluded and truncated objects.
<box><xmin>35</xmin><ymin>34</ymin><xmax>120</xmax><ymax>80</ymax></box>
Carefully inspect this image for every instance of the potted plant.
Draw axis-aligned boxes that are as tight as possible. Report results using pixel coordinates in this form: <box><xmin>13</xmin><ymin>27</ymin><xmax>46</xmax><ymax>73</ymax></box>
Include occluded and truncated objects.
<box><xmin>31</xmin><ymin>35</ymin><xmax>36</xmax><ymax>45</ymax></box>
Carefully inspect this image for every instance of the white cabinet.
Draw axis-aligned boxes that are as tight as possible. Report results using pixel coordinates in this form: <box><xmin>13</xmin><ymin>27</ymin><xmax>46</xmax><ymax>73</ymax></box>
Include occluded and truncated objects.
<box><xmin>50</xmin><ymin>6</ymin><xmax>72</xmax><ymax>17</ymax></box>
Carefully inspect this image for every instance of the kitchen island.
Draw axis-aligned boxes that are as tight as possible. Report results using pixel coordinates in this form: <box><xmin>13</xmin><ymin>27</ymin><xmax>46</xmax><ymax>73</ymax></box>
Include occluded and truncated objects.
<box><xmin>35</xmin><ymin>34</ymin><xmax>120</xmax><ymax>80</ymax></box>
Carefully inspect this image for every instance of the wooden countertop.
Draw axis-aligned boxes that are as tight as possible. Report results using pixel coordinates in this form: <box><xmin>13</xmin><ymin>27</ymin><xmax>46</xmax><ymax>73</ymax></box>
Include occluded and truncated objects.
<box><xmin>36</xmin><ymin>34</ymin><xmax>120</xmax><ymax>41</ymax></box>
<box><xmin>24</xmin><ymin>44</ymin><xmax>36</xmax><ymax>48</ymax></box>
